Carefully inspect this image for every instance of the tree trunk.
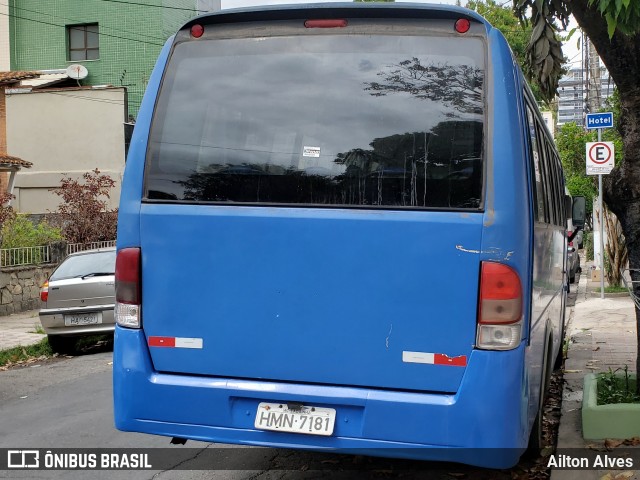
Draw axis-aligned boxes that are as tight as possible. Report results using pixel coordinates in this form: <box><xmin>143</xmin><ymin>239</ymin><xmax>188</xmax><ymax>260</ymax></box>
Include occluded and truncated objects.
<box><xmin>569</xmin><ymin>0</ymin><xmax>640</xmax><ymax>386</ymax></box>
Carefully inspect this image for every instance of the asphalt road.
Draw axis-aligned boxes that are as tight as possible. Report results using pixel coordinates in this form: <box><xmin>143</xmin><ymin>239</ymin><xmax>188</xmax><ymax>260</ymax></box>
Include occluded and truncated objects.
<box><xmin>0</xmin><ymin>346</ymin><xmax>546</xmax><ymax>480</ymax></box>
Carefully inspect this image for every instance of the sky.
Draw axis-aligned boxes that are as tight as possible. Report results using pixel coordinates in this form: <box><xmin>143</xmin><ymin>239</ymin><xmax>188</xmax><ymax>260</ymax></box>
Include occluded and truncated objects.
<box><xmin>219</xmin><ymin>0</ymin><xmax>582</xmax><ymax>70</ymax></box>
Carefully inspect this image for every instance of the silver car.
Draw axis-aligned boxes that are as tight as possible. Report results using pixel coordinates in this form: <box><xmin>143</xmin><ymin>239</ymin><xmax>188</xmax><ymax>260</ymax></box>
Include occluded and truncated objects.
<box><xmin>39</xmin><ymin>248</ymin><xmax>116</xmax><ymax>353</ymax></box>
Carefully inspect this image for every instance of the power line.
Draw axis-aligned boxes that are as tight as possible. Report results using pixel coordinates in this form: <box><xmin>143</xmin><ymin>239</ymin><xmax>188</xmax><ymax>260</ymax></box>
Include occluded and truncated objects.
<box><xmin>46</xmin><ymin>91</ymin><xmax>126</xmax><ymax>105</ymax></box>
<box><xmin>1</xmin><ymin>2</ymin><xmax>168</xmax><ymax>43</ymax></box>
<box><xmin>0</xmin><ymin>10</ymin><xmax>165</xmax><ymax>47</ymax></box>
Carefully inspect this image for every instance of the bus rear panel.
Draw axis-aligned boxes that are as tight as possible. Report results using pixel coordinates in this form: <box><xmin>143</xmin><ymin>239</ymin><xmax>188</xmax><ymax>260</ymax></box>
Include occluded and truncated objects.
<box><xmin>114</xmin><ymin>4</ymin><xmax>561</xmax><ymax>469</ymax></box>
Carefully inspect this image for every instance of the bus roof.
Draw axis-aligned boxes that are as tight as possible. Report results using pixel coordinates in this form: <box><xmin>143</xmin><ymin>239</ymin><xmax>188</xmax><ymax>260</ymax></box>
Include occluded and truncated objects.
<box><xmin>181</xmin><ymin>2</ymin><xmax>490</xmax><ymax>31</ymax></box>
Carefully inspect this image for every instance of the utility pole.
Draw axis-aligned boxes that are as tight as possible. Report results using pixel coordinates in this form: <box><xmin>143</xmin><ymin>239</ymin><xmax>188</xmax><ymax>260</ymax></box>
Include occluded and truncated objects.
<box><xmin>588</xmin><ymin>40</ymin><xmax>601</xmax><ymax>112</ymax></box>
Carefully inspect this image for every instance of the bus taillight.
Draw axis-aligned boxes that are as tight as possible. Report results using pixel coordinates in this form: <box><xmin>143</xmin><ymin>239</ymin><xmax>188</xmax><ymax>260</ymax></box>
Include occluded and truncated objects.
<box><xmin>304</xmin><ymin>19</ymin><xmax>348</xmax><ymax>28</ymax></box>
<box><xmin>477</xmin><ymin>262</ymin><xmax>522</xmax><ymax>350</ymax></box>
<box><xmin>454</xmin><ymin>18</ymin><xmax>471</xmax><ymax>34</ymax></box>
<box><xmin>115</xmin><ymin>247</ymin><xmax>141</xmax><ymax>329</ymax></box>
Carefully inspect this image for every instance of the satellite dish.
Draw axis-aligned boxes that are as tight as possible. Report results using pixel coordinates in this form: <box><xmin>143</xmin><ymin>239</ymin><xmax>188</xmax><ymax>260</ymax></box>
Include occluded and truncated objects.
<box><xmin>66</xmin><ymin>64</ymin><xmax>88</xmax><ymax>80</ymax></box>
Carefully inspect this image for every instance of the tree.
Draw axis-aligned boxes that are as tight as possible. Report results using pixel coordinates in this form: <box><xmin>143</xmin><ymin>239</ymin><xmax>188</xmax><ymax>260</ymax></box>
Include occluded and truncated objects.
<box><xmin>50</xmin><ymin>169</ymin><xmax>118</xmax><ymax>244</ymax></box>
<box><xmin>555</xmin><ymin>122</ymin><xmax>597</xmax><ymax>221</ymax></box>
<box><xmin>466</xmin><ymin>0</ymin><xmax>547</xmax><ymax>102</ymax></box>
<box><xmin>514</xmin><ymin>0</ymin><xmax>640</xmax><ymax>384</ymax></box>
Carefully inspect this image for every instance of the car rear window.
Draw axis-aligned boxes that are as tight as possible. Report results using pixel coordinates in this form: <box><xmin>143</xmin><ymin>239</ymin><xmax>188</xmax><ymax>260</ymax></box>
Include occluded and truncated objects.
<box><xmin>50</xmin><ymin>251</ymin><xmax>116</xmax><ymax>281</ymax></box>
<box><xmin>145</xmin><ymin>22</ymin><xmax>485</xmax><ymax>210</ymax></box>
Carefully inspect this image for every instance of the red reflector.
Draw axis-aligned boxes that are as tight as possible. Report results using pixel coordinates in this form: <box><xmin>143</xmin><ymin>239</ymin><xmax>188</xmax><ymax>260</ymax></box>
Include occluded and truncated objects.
<box><xmin>454</xmin><ymin>18</ymin><xmax>471</xmax><ymax>34</ymax></box>
<box><xmin>191</xmin><ymin>24</ymin><xmax>204</xmax><ymax>38</ymax></box>
<box><xmin>478</xmin><ymin>262</ymin><xmax>522</xmax><ymax>324</ymax></box>
<box><xmin>434</xmin><ymin>353</ymin><xmax>467</xmax><ymax>367</ymax></box>
<box><xmin>304</xmin><ymin>19</ymin><xmax>348</xmax><ymax>28</ymax></box>
<box><xmin>148</xmin><ymin>336</ymin><xmax>176</xmax><ymax>348</ymax></box>
<box><xmin>116</xmin><ymin>248</ymin><xmax>141</xmax><ymax>304</ymax></box>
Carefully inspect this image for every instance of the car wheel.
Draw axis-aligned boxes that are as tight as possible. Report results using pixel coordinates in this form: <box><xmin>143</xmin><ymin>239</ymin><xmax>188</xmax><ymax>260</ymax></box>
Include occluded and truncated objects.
<box><xmin>47</xmin><ymin>335</ymin><xmax>77</xmax><ymax>355</ymax></box>
<box><xmin>569</xmin><ymin>273</ymin><xmax>576</xmax><ymax>284</ymax></box>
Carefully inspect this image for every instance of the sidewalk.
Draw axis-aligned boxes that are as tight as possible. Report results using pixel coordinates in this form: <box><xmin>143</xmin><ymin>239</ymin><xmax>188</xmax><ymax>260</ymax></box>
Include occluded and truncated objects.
<box><xmin>0</xmin><ymin>309</ymin><xmax>45</xmax><ymax>350</ymax></box>
<box><xmin>552</xmin><ymin>264</ymin><xmax>639</xmax><ymax>480</ymax></box>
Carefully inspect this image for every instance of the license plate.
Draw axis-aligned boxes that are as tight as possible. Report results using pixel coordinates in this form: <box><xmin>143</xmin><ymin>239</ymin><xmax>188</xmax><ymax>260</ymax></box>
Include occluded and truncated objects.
<box><xmin>64</xmin><ymin>312</ymin><xmax>102</xmax><ymax>326</ymax></box>
<box><xmin>255</xmin><ymin>402</ymin><xmax>336</xmax><ymax>436</ymax></box>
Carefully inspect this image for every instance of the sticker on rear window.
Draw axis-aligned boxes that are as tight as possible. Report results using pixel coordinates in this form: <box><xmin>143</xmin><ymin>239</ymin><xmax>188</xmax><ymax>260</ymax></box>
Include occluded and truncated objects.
<box><xmin>303</xmin><ymin>146</ymin><xmax>320</xmax><ymax>158</ymax></box>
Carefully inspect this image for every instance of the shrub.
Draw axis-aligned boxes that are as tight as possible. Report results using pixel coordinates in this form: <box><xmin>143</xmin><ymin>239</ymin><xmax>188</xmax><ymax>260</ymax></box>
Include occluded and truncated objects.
<box><xmin>50</xmin><ymin>169</ymin><xmax>118</xmax><ymax>244</ymax></box>
<box><xmin>0</xmin><ymin>192</ymin><xmax>16</xmax><ymax>230</ymax></box>
<box><xmin>584</xmin><ymin>231</ymin><xmax>594</xmax><ymax>261</ymax></box>
<box><xmin>1</xmin><ymin>215</ymin><xmax>62</xmax><ymax>249</ymax></box>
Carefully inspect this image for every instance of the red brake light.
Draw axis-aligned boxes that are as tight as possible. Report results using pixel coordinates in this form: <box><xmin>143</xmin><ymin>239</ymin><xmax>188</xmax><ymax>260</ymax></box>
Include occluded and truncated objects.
<box><xmin>116</xmin><ymin>248</ymin><xmax>141</xmax><ymax>304</ymax></box>
<box><xmin>454</xmin><ymin>18</ymin><xmax>471</xmax><ymax>34</ymax></box>
<box><xmin>568</xmin><ymin>231</ymin><xmax>573</xmax><ymax>246</ymax></box>
<box><xmin>40</xmin><ymin>281</ymin><xmax>48</xmax><ymax>302</ymax></box>
<box><xmin>191</xmin><ymin>24</ymin><xmax>204</xmax><ymax>38</ymax></box>
<box><xmin>478</xmin><ymin>262</ymin><xmax>522</xmax><ymax>324</ymax></box>
<box><xmin>304</xmin><ymin>19</ymin><xmax>348</xmax><ymax>28</ymax></box>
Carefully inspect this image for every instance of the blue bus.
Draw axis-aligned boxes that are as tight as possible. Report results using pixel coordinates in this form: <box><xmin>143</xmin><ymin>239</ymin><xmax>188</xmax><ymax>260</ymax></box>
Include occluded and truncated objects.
<box><xmin>113</xmin><ymin>3</ymin><xmax>583</xmax><ymax>468</ymax></box>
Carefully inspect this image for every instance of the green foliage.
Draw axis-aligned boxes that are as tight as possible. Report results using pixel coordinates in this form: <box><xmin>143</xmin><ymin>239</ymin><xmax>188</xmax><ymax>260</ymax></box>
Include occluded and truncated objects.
<box><xmin>597</xmin><ymin>367</ymin><xmax>640</xmax><ymax>405</ymax></box>
<box><xmin>556</xmin><ymin>122</ymin><xmax>597</xmax><ymax>216</ymax></box>
<box><xmin>604</xmin><ymin>285</ymin><xmax>628</xmax><ymax>293</ymax></box>
<box><xmin>467</xmin><ymin>0</ymin><xmax>545</xmax><ymax>101</ymax></box>
<box><xmin>587</xmin><ymin>0</ymin><xmax>640</xmax><ymax>38</ymax></box>
<box><xmin>1</xmin><ymin>215</ymin><xmax>62</xmax><ymax>249</ymax></box>
<box><xmin>584</xmin><ymin>231</ymin><xmax>594</xmax><ymax>261</ymax></box>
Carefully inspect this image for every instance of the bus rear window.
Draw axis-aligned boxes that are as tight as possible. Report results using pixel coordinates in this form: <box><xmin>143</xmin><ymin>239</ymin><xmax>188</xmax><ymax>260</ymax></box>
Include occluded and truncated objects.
<box><xmin>145</xmin><ymin>29</ymin><xmax>485</xmax><ymax>209</ymax></box>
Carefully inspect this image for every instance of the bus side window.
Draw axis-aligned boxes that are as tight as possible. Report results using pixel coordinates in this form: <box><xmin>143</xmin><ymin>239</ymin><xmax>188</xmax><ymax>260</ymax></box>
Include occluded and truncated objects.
<box><xmin>526</xmin><ymin>105</ymin><xmax>546</xmax><ymax>223</ymax></box>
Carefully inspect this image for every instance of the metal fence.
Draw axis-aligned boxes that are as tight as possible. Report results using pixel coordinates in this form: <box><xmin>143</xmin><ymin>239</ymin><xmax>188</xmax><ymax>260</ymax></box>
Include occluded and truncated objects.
<box><xmin>0</xmin><ymin>240</ymin><xmax>116</xmax><ymax>268</ymax></box>
<box><xmin>622</xmin><ymin>268</ymin><xmax>640</xmax><ymax>311</ymax></box>
<box><xmin>0</xmin><ymin>245</ymin><xmax>51</xmax><ymax>268</ymax></box>
<box><xmin>66</xmin><ymin>241</ymin><xmax>116</xmax><ymax>255</ymax></box>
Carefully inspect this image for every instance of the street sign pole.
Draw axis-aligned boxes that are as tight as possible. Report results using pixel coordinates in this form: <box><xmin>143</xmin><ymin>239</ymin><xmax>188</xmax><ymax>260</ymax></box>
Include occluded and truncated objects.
<box><xmin>585</xmin><ymin>112</ymin><xmax>614</xmax><ymax>300</ymax></box>
<box><xmin>598</xmin><ymin>128</ymin><xmax>605</xmax><ymax>299</ymax></box>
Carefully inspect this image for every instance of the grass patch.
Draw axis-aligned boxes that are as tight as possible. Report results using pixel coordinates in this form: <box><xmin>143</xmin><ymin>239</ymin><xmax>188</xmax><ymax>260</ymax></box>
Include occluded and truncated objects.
<box><xmin>597</xmin><ymin>367</ymin><xmax>640</xmax><ymax>405</ymax></box>
<box><xmin>604</xmin><ymin>285</ymin><xmax>628</xmax><ymax>293</ymax></box>
<box><xmin>30</xmin><ymin>323</ymin><xmax>45</xmax><ymax>335</ymax></box>
<box><xmin>0</xmin><ymin>339</ymin><xmax>53</xmax><ymax>368</ymax></box>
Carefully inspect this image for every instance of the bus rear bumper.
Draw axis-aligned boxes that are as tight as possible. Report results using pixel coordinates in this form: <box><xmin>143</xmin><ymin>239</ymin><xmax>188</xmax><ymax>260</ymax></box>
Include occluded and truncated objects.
<box><xmin>113</xmin><ymin>326</ymin><xmax>529</xmax><ymax>469</ymax></box>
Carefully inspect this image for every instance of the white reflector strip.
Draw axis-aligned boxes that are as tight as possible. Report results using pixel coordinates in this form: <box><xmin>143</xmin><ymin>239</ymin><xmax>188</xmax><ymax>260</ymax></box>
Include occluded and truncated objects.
<box><xmin>175</xmin><ymin>337</ymin><xmax>203</xmax><ymax>349</ymax></box>
<box><xmin>402</xmin><ymin>351</ymin><xmax>467</xmax><ymax>367</ymax></box>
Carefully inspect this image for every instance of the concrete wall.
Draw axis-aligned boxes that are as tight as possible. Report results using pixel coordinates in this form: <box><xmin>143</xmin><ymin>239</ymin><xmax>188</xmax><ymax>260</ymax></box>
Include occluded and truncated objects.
<box><xmin>0</xmin><ymin>265</ymin><xmax>55</xmax><ymax>316</ymax></box>
<box><xmin>5</xmin><ymin>87</ymin><xmax>126</xmax><ymax>214</ymax></box>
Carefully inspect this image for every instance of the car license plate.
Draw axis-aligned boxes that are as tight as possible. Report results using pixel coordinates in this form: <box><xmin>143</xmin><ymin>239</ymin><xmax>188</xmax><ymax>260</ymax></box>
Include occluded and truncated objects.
<box><xmin>64</xmin><ymin>312</ymin><xmax>102</xmax><ymax>326</ymax></box>
<box><xmin>255</xmin><ymin>402</ymin><xmax>336</xmax><ymax>436</ymax></box>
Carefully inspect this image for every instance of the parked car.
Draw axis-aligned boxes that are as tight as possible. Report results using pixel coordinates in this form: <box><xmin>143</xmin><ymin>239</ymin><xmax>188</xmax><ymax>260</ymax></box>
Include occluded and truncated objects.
<box><xmin>568</xmin><ymin>246</ymin><xmax>580</xmax><ymax>285</ymax></box>
<box><xmin>39</xmin><ymin>248</ymin><xmax>116</xmax><ymax>353</ymax></box>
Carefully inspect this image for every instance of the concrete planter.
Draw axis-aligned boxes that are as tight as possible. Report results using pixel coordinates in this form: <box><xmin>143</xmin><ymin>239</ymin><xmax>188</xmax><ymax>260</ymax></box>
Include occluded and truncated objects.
<box><xmin>582</xmin><ymin>373</ymin><xmax>640</xmax><ymax>439</ymax></box>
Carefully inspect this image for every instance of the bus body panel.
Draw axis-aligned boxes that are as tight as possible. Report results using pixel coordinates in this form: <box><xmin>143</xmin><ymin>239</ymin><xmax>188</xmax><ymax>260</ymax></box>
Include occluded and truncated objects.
<box><xmin>114</xmin><ymin>3</ymin><xmax>567</xmax><ymax>469</ymax></box>
<box><xmin>114</xmin><ymin>325</ymin><xmax>527</xmax><ymax>468</ymax></box>
<box><xmin>140</xmin><ymin>204</ymin><xmax>482</xmax><ymax>393</ymax></box>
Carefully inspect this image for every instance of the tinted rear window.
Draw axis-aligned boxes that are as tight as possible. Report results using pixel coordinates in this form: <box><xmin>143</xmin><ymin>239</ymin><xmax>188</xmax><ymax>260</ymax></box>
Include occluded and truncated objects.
<box><xmin>145</xmin><ymin>24</ymin><xmax>485</xmax><ymax>209</ymax></box>
<box><xmin>50</xmin><ymin>251</ymin><xmax>116</xmax><ymax>281</ymax></box>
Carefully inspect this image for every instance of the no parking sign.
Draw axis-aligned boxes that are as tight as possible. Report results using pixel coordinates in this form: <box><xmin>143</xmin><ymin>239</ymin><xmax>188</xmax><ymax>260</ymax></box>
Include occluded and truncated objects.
<box><xmin>586</xmin><ymin>141</ymin><xmax>615</xmax><ymax>175</ymax></box>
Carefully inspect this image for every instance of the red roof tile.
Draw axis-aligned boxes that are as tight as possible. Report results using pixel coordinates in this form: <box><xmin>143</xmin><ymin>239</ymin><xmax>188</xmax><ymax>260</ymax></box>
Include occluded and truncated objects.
<box><xmin>0</xmin><ymin>71</ymin><xmax>41</xmax><ymax>85</ymax></box>
<box><xmin>0</xmin><ymin>154</ymin><xmax>32</xmax><ymax>168</ymax></box>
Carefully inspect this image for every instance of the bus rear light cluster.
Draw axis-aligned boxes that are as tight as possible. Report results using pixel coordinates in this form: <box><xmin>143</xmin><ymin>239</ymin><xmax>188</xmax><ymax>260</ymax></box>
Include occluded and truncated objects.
<box><xmin>477</xmin><ymin>262</ymin><xmax>523</xmax><ymax>350</ymax></box>
<box><xmin>115</xmin><ymin>248</ymin><xmax>142</xmax><ymax>328</ymax></box>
